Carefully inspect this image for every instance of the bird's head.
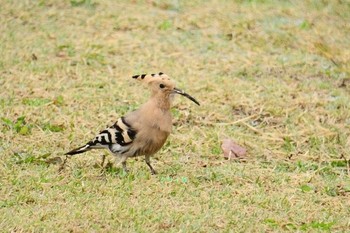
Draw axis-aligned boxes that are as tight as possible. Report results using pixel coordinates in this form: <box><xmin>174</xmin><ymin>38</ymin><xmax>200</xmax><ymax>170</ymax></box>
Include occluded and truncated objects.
<box><xmin>132</xmin><ymin>72</ymin><xmax>200</xmax><ymax>106</ymax></box>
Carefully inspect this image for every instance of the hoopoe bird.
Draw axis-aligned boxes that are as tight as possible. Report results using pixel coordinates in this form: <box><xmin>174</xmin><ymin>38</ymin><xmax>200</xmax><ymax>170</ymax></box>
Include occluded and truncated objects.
<box><xmin>65</xmin><ymin>72</ymin><xmax>199</xmax><ymax>174</ymax></box>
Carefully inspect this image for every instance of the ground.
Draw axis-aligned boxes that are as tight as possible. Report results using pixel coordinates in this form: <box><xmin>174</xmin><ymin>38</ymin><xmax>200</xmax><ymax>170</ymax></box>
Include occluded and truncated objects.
<box><xmin>1</xmin><ymin>0</ymin><xmax>350</xmax><ymax>232</ymax></box>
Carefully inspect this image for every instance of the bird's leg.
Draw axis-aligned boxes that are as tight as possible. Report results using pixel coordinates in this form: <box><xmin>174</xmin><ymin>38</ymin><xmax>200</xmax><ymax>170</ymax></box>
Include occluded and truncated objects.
<box><xmin>122</xmin><ymin>161</ymin><xmax>129</xmax><ymax>173</ymax></box>
<box><xmin>116</xmin><ymin>155</ymin><xmax>129</xmax><ymax>173</ymax></box>
<box><xmin>100</xmin><ymin>154</ymin><xmax>106</xmax><ymax>167</ymax></box>
<box><xmin>58</xmin><ymin>155</ymin><xmax>71</xmax><ymax>173</ymax></box>
<box><xmin>145</xmin><ymin>155</ymin><xmax>157</xmax><ymax>175</ymax></box>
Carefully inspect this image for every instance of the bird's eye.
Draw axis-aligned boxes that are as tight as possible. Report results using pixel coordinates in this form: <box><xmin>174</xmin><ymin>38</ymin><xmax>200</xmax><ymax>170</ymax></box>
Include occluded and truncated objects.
<box><xmin>159</xmin><ymin>84</ymin><xmax>165</xmax><ymax>89</ymax></box>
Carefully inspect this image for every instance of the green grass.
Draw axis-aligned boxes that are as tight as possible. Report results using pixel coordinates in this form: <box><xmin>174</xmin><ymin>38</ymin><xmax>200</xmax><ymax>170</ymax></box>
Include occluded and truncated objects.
<box><xmin>1</xmin><ymin>0</ymin><xmax>350</xmax><ymax>232</ymax></box>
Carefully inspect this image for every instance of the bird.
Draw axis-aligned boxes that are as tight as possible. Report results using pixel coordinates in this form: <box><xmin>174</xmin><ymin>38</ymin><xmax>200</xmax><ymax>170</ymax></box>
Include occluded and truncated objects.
<box><xmin>65</xmin><ymin>72</ymin><xmax>200</xmax><ymax>175</ymax></box>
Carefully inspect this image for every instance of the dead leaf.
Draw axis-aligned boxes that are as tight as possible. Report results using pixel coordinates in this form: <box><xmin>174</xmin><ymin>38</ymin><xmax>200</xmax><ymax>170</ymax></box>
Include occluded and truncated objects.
<box><xmin>221</xmin><ymin>139</ymin><xmax>247</xmax><ymax>160</ymax></box>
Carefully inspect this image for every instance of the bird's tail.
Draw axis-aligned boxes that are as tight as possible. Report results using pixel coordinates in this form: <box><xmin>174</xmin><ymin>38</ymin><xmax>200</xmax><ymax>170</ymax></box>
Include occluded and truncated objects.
<box><xmin>65</xmin><ymin>143</ymin><xmax>92</xmax><ymax>155</ymax></box>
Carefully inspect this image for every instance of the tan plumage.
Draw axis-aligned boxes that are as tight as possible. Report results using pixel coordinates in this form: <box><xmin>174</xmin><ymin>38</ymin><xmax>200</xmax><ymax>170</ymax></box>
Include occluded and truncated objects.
<box><xmin>65</xmin><ymin>72</ymin><xmax>199</xmax><ymax>174</ymax></box>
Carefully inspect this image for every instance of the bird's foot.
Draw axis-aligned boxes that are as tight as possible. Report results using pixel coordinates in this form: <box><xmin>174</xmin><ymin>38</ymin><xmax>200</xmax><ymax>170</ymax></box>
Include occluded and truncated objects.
<box><xmin>151</xmin><ymin>169</ymin><xmax>157</xmax><ymax>175</ymax></box>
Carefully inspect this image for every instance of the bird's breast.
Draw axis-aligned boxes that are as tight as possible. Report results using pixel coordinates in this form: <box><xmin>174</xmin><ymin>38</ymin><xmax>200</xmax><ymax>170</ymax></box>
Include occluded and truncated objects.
<box><xmin>131</xmin><ymin>127</ymin><xmax>170</xmax><ymax>156</ymax></box>
<box><xmin>125</xmin><ymin>105</ymin><xmax>173</xmax><ymax>156</ymax></box>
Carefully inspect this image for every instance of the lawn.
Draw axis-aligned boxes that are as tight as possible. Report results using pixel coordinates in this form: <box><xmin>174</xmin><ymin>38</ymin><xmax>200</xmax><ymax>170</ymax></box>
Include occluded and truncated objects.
<box><xmin>1</xmin><ymin>0</ymin><xmax>350</xmax><ymax>232</ymax></box>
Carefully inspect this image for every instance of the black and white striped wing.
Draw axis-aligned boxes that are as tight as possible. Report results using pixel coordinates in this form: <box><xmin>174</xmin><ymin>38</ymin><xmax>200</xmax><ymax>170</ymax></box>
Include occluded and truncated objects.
<box><xmin>66</xmin><ymin>117</ymin><xmax>137</xmax><ymax>155</ymax></box>
<box><xmin>91</xmin><ymin>117</ymin><xmax>136</xmax><ymax>153</ymax></box>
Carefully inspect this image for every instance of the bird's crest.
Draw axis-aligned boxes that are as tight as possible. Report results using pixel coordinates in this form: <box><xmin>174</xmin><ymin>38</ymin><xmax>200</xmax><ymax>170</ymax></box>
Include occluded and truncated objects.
<box><xmin>132</xmin><ymin>72</ymin><xmax>171</xmax><ymax>84</ymax></box>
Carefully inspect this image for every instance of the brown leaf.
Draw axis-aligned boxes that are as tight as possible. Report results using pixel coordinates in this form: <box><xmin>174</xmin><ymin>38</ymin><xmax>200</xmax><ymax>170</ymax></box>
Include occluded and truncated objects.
<box><xmin>221</xmin><ymin>139</ymin><xmax>247</xmax><ymax>160</ymax></box>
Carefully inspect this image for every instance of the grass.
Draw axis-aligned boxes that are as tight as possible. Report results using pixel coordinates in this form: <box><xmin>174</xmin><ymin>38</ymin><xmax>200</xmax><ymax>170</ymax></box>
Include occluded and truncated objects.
<box><xmin>1</xmin><ymin>0</ymin><xmax>350</xmax><ymax>232</ymax></box>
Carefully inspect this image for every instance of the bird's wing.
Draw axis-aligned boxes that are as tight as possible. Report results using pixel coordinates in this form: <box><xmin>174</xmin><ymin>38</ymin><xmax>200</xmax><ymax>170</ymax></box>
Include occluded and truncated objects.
<box><xmin>89</xmin><ymin>117</ymin><xmax>137</xmax><ymax>154</ymax></box>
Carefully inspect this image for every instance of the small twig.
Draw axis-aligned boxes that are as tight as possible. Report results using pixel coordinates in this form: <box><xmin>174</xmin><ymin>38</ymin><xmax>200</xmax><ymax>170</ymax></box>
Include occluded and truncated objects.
<box><xmin>330</xmin><ymin>57</ymin><xmax>339</xmax><ymax>67</ymax></box>
<box><xmin>198</xmin><ymin>114</ymin><xmax>259</xmax><ymax>126</ymax></box>
<box><xmin>240</xmin><ymin>121</ymin><xmax>262</xmax><ymax>134</ymax></box>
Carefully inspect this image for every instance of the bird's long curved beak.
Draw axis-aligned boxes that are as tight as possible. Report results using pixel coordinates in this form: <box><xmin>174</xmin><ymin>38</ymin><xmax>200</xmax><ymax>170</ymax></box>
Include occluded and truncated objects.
<box><xmin>173</xmin><ymin>88</ymin><xmax>200</xmax><ymax>106</ymax></box>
